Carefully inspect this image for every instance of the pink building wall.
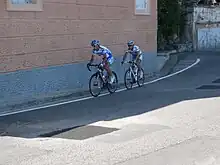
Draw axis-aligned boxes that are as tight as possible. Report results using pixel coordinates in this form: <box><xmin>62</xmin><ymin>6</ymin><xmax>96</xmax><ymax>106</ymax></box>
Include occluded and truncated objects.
<box><xmin>0</xmin><ymin>0</ymin><xmax>157</xmax><ymax>73</ymax></box>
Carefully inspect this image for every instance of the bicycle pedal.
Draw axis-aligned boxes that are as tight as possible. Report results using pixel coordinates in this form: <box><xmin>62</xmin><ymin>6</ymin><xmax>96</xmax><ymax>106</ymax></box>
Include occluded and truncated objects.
<box><xmin>93</xmin><ymin>83</ymin><xmax>98</xmax><ymax>86</ymax></box>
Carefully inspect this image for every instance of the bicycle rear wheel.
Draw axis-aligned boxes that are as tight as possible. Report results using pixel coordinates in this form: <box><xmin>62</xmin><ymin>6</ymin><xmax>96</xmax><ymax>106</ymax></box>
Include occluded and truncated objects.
<box><xmin>89</xmin><ymin>73</ymin><xmax>103</xmax><ymax>97</ymax></box>
<box><xmin>137</xmin><ymin>68</ymin><xmax>145</xmax><ymax>87</ymax></box>
<box><xmin>107</xmin><ymin>71</ymin><xmax>118</xmax><ymax>93</ymax></box>
<box><xmin>124</xmin><ymin>69</ymin><xmax>134</xmax><ymax>89</ymax></box>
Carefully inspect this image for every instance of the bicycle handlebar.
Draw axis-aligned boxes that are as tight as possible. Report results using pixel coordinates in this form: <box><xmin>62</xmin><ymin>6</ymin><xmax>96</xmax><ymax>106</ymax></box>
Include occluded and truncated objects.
<box><xmin>87</xmin><ymin>63</ymin><xmax>102</xmax><ymax>72</ymax></box>
<box><xmin>87</xmin><ymin>63</ymin><xmax>91</xmax><ymax>71</ymax></box>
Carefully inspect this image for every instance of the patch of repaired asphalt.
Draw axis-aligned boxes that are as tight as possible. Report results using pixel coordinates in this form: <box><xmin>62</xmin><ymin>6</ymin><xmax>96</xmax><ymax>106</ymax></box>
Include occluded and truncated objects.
<box><xmin>38</xmin><ymin>125</ymin><xmax>83</xmax><ymax>138</ymax></box>
<box><xmin>212</xmin><ymin>78</ymin><xmax>220</xmax><ymax>83</ymax></box>
<box><xmin>197</xmin><ymin>77</ymin><xmax>220</xmax><ymax>90</ymax></box>
<box><xmin>196</xmin><ymin>85</ymin><xmax>220</xmax><ymax>90</ymax></box>
<box><xmin>92</xmin><ymin>124</ymin><xmax>171</xmax><ymax>144</ymax></box>
<box><xmin>39</xmin><ymin>125</ymin><xmax>119</xmax><ymax>140</ymax></box>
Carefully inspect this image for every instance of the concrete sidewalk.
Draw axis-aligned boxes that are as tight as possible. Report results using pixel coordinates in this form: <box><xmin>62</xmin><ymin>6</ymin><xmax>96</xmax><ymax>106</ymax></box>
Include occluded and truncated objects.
<box><xmin>1</xmin><ymin>88</ymin><xmax>220</xmax><ymax>165</ymax></box>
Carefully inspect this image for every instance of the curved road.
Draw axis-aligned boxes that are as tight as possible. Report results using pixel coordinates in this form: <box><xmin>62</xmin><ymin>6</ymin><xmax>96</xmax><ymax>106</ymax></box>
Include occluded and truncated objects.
<box><xmin>1</xmin><ymin>52</ymin><xmax>220</xmax><ymax>165</ymax></box>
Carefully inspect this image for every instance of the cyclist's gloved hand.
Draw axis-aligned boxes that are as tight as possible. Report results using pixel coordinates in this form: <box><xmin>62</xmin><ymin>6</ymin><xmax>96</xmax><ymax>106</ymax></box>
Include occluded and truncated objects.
<box><xmin>121</xmin><ymin>61</ymin><xmax>124</xmax><ymax>65</ymax></box>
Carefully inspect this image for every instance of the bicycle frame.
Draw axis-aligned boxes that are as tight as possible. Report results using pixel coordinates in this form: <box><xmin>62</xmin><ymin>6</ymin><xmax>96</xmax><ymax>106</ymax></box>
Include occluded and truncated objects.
<box><xmin>123</xmin><ymin>60</ymin><xmax>145</xmax><ymax>89</ymax></box>
<box><xmin>87</xmin><ymin>63</ymin><xmax>107</xmax><ymax>84</ymax></box>
<box><xmin>126</xmin><ymin>61</ymin><xmax>138</xmax><ymax>79</ymax></box>
<box><xmin>87</xmin><ymin>63</ymin><xmax>118</xmax><ymax>97</ymax></box>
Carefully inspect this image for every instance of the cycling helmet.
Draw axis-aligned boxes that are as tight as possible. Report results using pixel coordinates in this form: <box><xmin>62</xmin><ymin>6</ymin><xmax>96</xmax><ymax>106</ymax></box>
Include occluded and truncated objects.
<box><xmin>91</xmin><ymin>40</ymin><xmax>100</xmax><ymax>47</ymax></box>
<box><xmin>127</xmin><ymin>40</ymin><xmax>135</xmax><ymax>46</ymax></box>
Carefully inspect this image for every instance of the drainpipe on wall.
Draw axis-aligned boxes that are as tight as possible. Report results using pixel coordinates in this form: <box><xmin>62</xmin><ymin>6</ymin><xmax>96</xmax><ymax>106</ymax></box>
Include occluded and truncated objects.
<box><xmin>192</xmin><ymin>7</ymin><xmax>197</xmax><ymax>51</ymax></box>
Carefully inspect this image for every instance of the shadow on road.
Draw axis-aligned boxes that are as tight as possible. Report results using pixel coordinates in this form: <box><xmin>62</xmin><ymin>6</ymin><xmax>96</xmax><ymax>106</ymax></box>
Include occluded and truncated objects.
<box><xmin>1</xmin><ymin>85</ymin><xmax>220</xmax><ymax>139</ymax></box>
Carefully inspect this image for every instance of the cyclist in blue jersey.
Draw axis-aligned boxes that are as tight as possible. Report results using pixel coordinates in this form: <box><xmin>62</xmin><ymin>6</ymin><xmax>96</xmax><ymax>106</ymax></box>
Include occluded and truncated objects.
<box><xmin>88</xmin><ymin>40</ymin><xmax>115</xmax><ymax>84</ymax></box>
<box><xmin>121</xmin><ymin>40</ymin><xmax>143</xmax><ymax>69</ymax></box>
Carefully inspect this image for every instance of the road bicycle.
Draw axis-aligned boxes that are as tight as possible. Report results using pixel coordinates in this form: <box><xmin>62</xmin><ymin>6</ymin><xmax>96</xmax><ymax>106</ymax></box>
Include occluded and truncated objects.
<box><xmin>87</xmin><ymin>63</ymin><xmax>118</xmax><ymax>97</ymax></box>
<box><xmin>123</xmin><ymin>61</ymin><xmax>145</xmax><ymax>89</ymax></box>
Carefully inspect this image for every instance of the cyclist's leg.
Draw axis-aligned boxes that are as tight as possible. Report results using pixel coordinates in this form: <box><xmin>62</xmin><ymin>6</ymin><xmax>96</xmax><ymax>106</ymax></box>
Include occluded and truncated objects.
<box><xmin>103</xmin><ymin>57</ymin><xmax>114</xmax><ymax>83</ymax></box>
<box><xmin>135</xmin><ymin>54</ymin><xmax>143</xmax><ymax>69</ymax></box>
<box><xmin>103</xmin><ymin>59</ymin><xmax>113</xmax><ymax>76</ymax></box>
<box><xmin>136</xmin><ymin>55</ymin><xmax>143</xmax><ymax>78</ymax></box>
<box><xmin>131</xmin><ymin>55</ymin><xmax>136</xmax><ymax>71</ymax></box>
<box><xmin>136</xmin><ymin>59</ymin><xmax>141</xmax><ymax>70</ymax></box>
<box><xmin>137</xmin><ymin>53</ymin><xmax>142</xmax><ymax>65</ymax></box>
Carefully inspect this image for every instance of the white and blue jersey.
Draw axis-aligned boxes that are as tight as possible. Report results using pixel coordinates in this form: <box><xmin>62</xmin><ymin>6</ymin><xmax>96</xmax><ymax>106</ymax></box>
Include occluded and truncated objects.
<box><xmin>129</xmin><ymin>45</ymin><xmax>143</xmax><ymax>60</ymax></box>
<box><xmin>92</xmin><ymin>45</ymin><xmax>114</xmax><ymax>64</ymax></box>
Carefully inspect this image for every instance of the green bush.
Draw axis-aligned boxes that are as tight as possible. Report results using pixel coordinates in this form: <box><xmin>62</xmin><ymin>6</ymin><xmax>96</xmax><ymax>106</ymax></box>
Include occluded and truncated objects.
<box><xmin>158</xmin><ymin>0</ymin><xmax>185</xmax><ymax>48</ymax></box>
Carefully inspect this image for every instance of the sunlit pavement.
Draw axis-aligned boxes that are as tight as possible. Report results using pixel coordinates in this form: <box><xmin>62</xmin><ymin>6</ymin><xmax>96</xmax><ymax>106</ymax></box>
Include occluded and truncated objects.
<box><xmin>1</xmin><ymin>52</ymin><xmax>220</xmax><ymax>165</ymax></box>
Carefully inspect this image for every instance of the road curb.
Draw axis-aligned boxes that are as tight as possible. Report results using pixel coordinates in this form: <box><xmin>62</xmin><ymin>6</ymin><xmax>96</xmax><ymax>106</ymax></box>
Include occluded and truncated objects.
<box><xmin>158</xmin><ymin>48</ymin><xmax>194</xmax><ymax>75</ymax></box>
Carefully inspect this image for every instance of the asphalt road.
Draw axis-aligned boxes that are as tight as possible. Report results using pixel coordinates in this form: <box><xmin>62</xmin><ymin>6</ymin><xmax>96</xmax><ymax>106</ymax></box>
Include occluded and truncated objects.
<box><xmin>1</xmin><ymin>52</ymin><xmax>220</xmax><ymax>165</ymax></box>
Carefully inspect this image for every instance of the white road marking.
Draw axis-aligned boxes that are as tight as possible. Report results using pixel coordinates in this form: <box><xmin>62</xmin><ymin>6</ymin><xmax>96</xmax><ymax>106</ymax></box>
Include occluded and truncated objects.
<box><xmin>0</xmin><ymin>58</ymin><xmax>200</xmax><ymax>117</ymax></box>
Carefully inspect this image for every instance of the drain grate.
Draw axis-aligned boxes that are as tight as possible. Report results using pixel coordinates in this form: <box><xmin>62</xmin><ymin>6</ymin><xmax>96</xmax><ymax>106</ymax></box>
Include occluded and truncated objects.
<box><xmin>196</xmin><ymin>85</ymin><xmax>220</xmax><ymax>90</ymax></box>
<box><xmin>40</xmin><ymin>125</ymin><xmax>119</xmax><ymax>140</ymax></box>
<box><xmin>212</xmin><ymin>78</ymin><xmax>220</xmax><ymax>83</ymax></box>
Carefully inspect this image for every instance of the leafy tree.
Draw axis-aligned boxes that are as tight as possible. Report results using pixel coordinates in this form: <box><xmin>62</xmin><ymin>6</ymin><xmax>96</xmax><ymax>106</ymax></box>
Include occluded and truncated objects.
<box><xmin>158</xmin><ymin>0</ymin><xmax>185</xmax><ymax>49</ymax></box>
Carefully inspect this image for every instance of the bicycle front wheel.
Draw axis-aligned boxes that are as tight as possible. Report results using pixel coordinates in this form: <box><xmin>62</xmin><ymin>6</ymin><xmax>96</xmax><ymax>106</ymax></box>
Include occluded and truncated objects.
<box><xmin>107</xmin><ymin>71</ymin><xmax>118</xmax><ymax>93</ymax></box>
<box><xmin>124</xmin><ymin>69</ymin><xmax>134</xmax><ymax>89</ymax></box>
<box><xmin>89</xmin><ymin>73</ymin><xmax>103</xmax><ymax>97</ymax></box>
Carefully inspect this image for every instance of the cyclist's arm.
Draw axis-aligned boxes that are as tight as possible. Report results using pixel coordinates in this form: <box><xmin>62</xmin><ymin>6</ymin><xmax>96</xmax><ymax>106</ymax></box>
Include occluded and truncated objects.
<box><xmin>89</xmin><ymin>54</ymin><xmax>95</xmax><ymax>64</ymax></box>
<box><xmin>122</xmin><ymin>51</ymin><xmax>129</xmax><ymax>63</ymax></box>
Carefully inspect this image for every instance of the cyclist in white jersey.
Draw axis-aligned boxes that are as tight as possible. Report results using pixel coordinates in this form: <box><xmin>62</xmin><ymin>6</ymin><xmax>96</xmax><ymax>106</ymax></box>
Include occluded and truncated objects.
<box><xmin>121</xmin><ymin>40</ymin><xmax>143</xmax><ymax>70</ymax></box>
<box><xmin>88</xmin><ymin>40</ymin><xmax>115</xmax><ymax>84</ymax></box>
